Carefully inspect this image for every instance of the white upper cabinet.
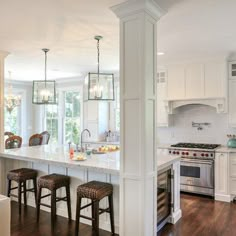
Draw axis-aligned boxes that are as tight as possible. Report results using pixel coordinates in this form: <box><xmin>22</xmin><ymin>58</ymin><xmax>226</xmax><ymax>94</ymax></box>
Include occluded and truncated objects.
<box><xmin>205</xmin><ymin>62</ymin><xmax>225</xmax><ymax>98</ymax></box>
<box><xmin>166</xmin><ymin>61</ymin><xmax>226</xmax><ymax>101</ymax></box>
<box><xmin>185</xmin><ymin>63</ymin><xmax>204</xmax><ymax>99</ymax></box>
<box><xmin>228</xmin><ymin>80</ymin><xmax>236</xmax><ymax>127</ymax></box>
<box><xmin>229</xmin><ymin>61</ymin><xmax>236</xmax><ymax>80</ymax></box>
<box><xmin>167</xmin><ymin>65</ymin><xmax>185</xmax><ymax>100</ymax></box>
<box><xmin>156</xmin><ymin>71</ymin><xmax>170</xmax><ymax>127</ymax></box>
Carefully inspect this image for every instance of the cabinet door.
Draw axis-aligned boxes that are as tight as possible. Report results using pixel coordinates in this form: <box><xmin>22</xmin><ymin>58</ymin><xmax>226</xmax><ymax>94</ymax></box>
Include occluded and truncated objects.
<box><xmin>185</xmin><ymin>63</ymin><xmax>204</xmax><ymax>99</ymax></box>
<box><xmin>229</xmin><ymin>61</ymin><xmax>236</xmax><ymax>80</ymax></box>
<box><xmin>230</xmin><ymin>153</ymin><xmax>236</xmax><ymax>177</ymax></box>
<box><xmin>228</xmin><ymin>80</ymin><xmax>236</xmax><ymax>127</ymax></box>
<box><xmin>167</xmin><ymin>65</ymin><xmax>185</xmax><ymax>100</ymax></box>
<box><xmin>204</xmin><ymin>62</ymin><xmax>225</xmax><ymax>98</ymax></box>
<box><xmin>157</xmin><ymin>80</ymin><xmax>169</xmax><ymax>127</ymax></box>
<box><xmin>215</xmin><ymin>152</ymin><xmax>229</xmax><ymax>195</ymax></box>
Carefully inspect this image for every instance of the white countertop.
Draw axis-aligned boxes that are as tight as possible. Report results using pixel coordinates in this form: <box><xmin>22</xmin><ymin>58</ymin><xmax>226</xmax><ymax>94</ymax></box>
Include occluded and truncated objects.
<box><xmin>83</xmin><ymin>141</ymin><xmax>120</xmax><ymax>145</ymax></box>
<box><xmin>157</xmin><ymin>154</ymin><xmax>181</xmax><ymax>171</ymax></box>
<box><xmin>0</xmin><ymin>145</ymin><xmax>180</xmax><ymax>174</ymax></box>
<box><xmin>0</xmin><ymin>145</ymin><xmax>120</xmax><ymax>175</ymax></box>
<box><xmin>216</xmin><ymin>146</ymin><xmax>236</xmax><ymax>153</ymax></box>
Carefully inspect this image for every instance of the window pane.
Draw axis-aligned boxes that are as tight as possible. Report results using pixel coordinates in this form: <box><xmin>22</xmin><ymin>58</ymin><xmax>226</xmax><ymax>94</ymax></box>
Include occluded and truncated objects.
<box><xmin>64</xmin><ymin>91</ymin><xmax>81</xmax><ymax>145</ymax></box>
<box><xmin>4</xmin><ymin>107</ymin><xmax>20</xmax><ymax>135</ymax></box>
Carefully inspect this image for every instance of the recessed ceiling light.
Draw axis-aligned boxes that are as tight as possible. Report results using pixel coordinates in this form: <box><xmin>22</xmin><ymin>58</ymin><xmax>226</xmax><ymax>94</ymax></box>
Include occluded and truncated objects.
<box><xmin>157</xmin><ymin>52</ymin><xmax>165</xmax><ymax>55</ymax></box>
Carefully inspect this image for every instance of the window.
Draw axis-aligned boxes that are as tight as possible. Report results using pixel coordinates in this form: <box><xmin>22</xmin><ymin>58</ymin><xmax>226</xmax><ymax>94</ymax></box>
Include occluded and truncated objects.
<box><xmin>45</xmin><ymin>104</ymin><xmax>58</xmax><ymax>144</ymax></box>
<box><xmin>64</xmin><ymin>91</ymin><xmax>82</xmax><ymax>145</ymax></box>
<box><xmin>4</xmin><ymin>107</ymin><xmax>20</xmax><ymax>135</ymax></box>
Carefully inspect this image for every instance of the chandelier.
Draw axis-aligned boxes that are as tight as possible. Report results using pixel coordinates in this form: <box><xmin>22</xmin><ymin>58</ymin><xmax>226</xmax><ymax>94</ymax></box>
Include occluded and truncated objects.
<box><xmin>32</xmin><ymin>48</ymin><xmax>57</xmax><ymax>104</ymax></box>
<box><xmin>5</xmin><ymin>72</ymin><xmax>21</xmax><ymax>113</ymax></box>
<box><xmin>87</xmin><ymin>36</ymin><xmax>115</xmax><ymax>101</ymax></box>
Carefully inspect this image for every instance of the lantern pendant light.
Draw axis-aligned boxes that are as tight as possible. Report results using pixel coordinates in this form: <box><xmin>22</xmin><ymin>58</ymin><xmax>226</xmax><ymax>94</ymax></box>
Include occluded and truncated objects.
<box><xmin>5</xmin><ymin>71</ymin><xmax>21</xmax><ymax>113</ymax></box>
<box><xmin>87</xmin><ymin>36</ymin><xmax>115</xmax><ymax>101</ymax></box>
<box><xmin>32</xmin><ymin>48</ymin><xmax>57</xmax><ymax>104</ymax></box>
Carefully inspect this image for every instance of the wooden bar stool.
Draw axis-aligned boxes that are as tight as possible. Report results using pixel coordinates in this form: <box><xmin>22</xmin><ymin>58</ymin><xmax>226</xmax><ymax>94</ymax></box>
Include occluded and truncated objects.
<box><xmin>37</xmin><ymin>173</ymin><xmax>71</xmax><ymax>226</ymax></box>
<box><xmin>75</xmin><ymin>181</ymin><xmax>115</xmax><ymax>236</ymax></box>
<box><xmin>7</xmin><ymin>168</ymin><xmax>38</xmax><ymax>214</ymax></box>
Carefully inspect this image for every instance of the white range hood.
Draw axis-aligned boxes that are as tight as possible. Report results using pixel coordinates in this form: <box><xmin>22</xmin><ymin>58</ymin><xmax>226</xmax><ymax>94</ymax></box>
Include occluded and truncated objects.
<box><xmin>164</xmin><ymin>97</ymin><xmax>227</xmax><ymax>114</ymax></box>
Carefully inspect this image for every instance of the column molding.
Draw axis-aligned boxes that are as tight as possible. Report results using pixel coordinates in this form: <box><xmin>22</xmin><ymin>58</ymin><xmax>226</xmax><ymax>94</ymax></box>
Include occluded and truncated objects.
<box><xmin>0</xmin><ymin>51</ymin><xmax>9</xmax><ymax>151</ymax></box>
<box><xmin>0</xmin><ymin>50</ymin><xmax>9</xmax><ymax>195</ymax></box>
<box><xmin>111</xmin><ymin>1</ymin><xmax>164</xmax><ymax>235</ymax></box>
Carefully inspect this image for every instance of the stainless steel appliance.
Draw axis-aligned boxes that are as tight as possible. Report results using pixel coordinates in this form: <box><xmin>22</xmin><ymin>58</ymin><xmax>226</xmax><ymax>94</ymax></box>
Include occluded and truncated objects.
<box><xmin>157</xmin><ymin>166</ymin><xmax>172</xmax><ymax>232</ymax></box>
<box><xmin>169</xmin><ymin>143</ymin><xmax>220</xmax><ymax>196</ymax></box>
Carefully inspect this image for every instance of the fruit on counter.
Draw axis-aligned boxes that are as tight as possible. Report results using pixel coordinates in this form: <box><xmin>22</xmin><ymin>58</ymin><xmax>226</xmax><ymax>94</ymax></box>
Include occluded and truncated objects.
<box><xmin>98</xmin><ymin>145</ymin><xmax>119</xmax><ymax>152</ymax></box>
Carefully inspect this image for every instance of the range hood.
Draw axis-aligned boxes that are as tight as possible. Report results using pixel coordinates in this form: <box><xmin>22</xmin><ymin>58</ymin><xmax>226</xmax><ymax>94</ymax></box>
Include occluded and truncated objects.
<box><xmin>164</xmin><ymin>97</ymin><xmax>227</xmax><ymax>114</ymax></box>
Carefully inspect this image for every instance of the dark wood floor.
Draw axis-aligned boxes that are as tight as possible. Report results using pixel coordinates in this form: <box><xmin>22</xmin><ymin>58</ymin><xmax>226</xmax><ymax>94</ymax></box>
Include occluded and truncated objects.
<box><xmin>11</xmin><ymin>201</ymin><xmax>118</xmax><ymax>236</ymax></box>
<box><xmin>158</xmin><ymin>193</ymin><xmax>236</xmax><ymax>236</ymax></box>
<box><xmin>11</xmin><ymin>194</ymin><xmax>236</xmax><ymax>236</ymax></box>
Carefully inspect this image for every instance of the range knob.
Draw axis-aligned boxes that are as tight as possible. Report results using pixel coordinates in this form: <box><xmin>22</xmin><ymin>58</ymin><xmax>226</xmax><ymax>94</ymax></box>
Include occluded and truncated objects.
<box><xmin>205</xmin><ymin>154</ymin><xmax>209</xmax><ymax>157</ymax></box>
<box><xmin>173</xmin><ymin>151</ymin><xmax>176</xmax><ymax>154</ymax></box>
<box><xmin>193</xmin><ymin>153</ymin><xmax>197</xmax><ymax>157</ymax></box>
<box><xmin>182</xmin><ymin>152</ymin><xmax>185</xmax><ymax>155</ymax></box>
<box><xmin>201</xmin><ymin>153</ymin><xmax>204</xmax><ymax>157</ymax></box>
<box><xmin>169</xmin><ymin>150</ymin><xmax>171</xmax><ymax>154</ymax></box>
<box><xmin>186</xmin><ymin>152</ymin><xmax>189</xmax><ymax>156</ymax></box>
<box><xmin>177</xmin><ymin>151</ymin><xmax>180</xmax><ymax>155</ymax></box>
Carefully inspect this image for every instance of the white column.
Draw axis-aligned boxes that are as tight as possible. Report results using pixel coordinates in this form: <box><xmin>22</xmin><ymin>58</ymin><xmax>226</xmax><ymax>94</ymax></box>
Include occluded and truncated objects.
<box><xmin>0</xmin><ymin>51</ymin><xmax>9</xmax><ymax>194</ymax></box>
<box><xmin>0</xmin><ymin>51</ymin><xmax>8</xmax><ymax>151</ymax></box>
<box><xmin>111</xmin><ymin>1</ymin><xmax>164</xmax><ymax>235</ymax></box>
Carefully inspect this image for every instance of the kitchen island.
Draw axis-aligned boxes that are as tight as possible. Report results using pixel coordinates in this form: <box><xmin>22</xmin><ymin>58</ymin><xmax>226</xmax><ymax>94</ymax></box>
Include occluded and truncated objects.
<box><xmin>0</xmin><ymin>145</ymin><xmax>181</xmax><ymax>233</ymax></box>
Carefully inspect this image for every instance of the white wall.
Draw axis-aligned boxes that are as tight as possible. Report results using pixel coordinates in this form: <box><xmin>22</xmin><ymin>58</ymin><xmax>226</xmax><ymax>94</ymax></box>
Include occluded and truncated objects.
<box><xmin>157</xmin><ymin>104</ymin><xmax>236</xmax><ymax>145</ymax></box>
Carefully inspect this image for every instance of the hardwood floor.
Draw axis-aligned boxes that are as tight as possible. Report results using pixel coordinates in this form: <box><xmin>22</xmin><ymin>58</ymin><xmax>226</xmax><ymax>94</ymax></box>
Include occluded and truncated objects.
<box><xmin>10</xmin><ymin>201</ymin><xmax>118</xmax><ymax>236</ymax></box>
<box><xmin>158</xmin><ymin>193</ymin><xmax>236</xmax><ymax>236</ymax></box>
<box><xmin>11</xmin><ymin>193</ymin><xmax>236</xmax><ymax>236</ymax></box>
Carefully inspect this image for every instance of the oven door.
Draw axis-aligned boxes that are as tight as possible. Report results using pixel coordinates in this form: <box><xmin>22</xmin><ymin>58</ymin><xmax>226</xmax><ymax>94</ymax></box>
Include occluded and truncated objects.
<box><xmin>180</xmin><ymin>158</ymin><xmax>214</xmax><ymax>189</ymax></box>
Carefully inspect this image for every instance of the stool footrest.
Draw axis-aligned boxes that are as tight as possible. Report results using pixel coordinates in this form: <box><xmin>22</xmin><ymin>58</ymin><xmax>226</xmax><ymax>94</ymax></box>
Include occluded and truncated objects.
<box><xmin>39</xmin><ymin>202</ymin><xmax>51</xmax><ymax>208</ymax></box>
<box><xmin>80</xmin><ymin>214</ymin><xmax>94</xmax><ymax>221</ymax></box>
<box><xmin>99</xmin><ymin>207</ymin><xmax>110</xmax><ymax>215</ymax></box>
<box><xmin>56</xmin><ymin>196</ymin><xmax>67</xmax><ymax>202</ymax></box>
<box><xmin>40</xmin><ymin>193</ymin><xmax>51</xmax><ymax>199</ymax></box>
<box><xmin>80</xmin><ymin>202</ymin><xmax>93</xmax><ymax>210</ymax></box>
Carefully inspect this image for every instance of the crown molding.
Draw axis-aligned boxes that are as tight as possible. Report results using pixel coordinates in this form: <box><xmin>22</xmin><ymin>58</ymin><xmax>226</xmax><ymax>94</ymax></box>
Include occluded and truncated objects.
<box><xmin>111</xmin><ymin>0</ymin><xmax>166</xmax><ymax>21</ymax></box>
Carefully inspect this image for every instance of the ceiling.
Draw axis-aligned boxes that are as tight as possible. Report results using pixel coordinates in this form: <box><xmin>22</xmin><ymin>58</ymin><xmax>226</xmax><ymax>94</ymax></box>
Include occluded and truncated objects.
<box><xmin>3</xmin><ymin>0</ymin><xmax>236</xmax><ymax>81</ymax></box>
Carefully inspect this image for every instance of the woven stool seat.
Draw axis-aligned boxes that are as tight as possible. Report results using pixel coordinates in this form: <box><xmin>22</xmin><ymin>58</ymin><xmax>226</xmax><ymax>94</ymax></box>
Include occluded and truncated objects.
<box><xmin>7</xmin><ymin>168</ymin><xmax>37</xmax><ymax>182</ymax></box>
<box><xmin>75</xmin><ymin>181</ymin><xmax>115</xmax><ymax>235</ymax></box>
<box><xmin>7</xmin><ymin>168</ymin><xmax>37</xmax><ymax>214</ymax></box>
<box><xmin>38</xmin><ymin>173</ymin><xmax>70</xmax><ymax>190</ymax></box>
<box><xmin>37</xmin><ymin>173</ymin><xmax>71</xmax><ymax>227</ymax></box>
<box><xmin>77</xmin><ymin>181</ymin><xmax>113</xmax><ymax>200</ymax></box>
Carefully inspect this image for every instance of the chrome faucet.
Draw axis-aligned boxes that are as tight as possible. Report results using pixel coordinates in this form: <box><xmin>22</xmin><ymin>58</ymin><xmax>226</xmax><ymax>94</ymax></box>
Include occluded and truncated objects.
<box><xmin>80</xmin><ymin>129</ymin><xmax>91</xmax><ymax>152</ymax></box>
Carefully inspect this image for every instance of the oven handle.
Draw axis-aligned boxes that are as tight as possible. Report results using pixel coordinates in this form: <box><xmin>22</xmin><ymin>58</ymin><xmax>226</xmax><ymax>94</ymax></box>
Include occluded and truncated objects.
<box><xmin>181</xmin><ymin>158</ymin><xmax>214</xmax><ymax>165</ymax></box>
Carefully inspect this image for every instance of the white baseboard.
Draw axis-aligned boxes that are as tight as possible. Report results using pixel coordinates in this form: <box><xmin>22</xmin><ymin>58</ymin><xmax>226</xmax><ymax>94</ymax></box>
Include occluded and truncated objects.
<box><xmin>214</xmin><ymin>193</ymin><xmax>231</xmax><ymax>202</ymax></box>
<box><xmin>169</xmin><ymin>209</ymin><xmax>182</xmax><ymax>224</ymax></box>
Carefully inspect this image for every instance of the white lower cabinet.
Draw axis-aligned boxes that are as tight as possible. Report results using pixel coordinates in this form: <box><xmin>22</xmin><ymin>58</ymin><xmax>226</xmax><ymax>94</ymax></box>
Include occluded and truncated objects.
<box><xmin>230</xmin><ymin>153</ymin><xmax>236</xmax><ymax>196</ymax></box>
<box><xmin>215</xmin><ymin>152</ymin><xmax>230</xmax><ymax>201</ymax></box>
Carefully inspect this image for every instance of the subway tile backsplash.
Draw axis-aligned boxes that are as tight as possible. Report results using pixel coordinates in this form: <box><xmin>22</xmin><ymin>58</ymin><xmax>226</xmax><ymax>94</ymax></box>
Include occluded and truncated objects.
<box><xmin>157</xmin><ymin>104</ymin><xmax>235</xmax><ymax>145</ymax></box>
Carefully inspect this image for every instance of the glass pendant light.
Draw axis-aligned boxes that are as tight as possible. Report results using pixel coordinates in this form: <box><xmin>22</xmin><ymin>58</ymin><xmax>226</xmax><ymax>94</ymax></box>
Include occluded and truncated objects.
<box><xmin>32</xmin><ymin>48</ymin><xmax>57</xmax><ymax>104</ymax></box>
<box><xmin>5</xmin><ymin>71</ymin><xmax>21</xmax><ymax>113</ymax></box>
<box><xmin>87</xmin><ymin>36</ymin><xmax>115</xmax><ymax>101</ymax></box>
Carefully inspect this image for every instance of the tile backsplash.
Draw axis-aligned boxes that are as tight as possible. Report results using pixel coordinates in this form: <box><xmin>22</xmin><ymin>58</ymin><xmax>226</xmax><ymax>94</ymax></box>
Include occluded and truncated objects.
<box><xmin>157</xmin><ymin>104</ymin><xmax>236</xmax><ymax>145</ymax></box>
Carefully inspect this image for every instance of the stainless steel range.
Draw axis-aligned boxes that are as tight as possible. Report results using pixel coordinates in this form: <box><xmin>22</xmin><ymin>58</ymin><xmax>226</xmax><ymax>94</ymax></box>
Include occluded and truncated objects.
<box><xmin>169</xmin><ymin>142</ymin><xmax>220</xmax><ymax>196</ymax></box>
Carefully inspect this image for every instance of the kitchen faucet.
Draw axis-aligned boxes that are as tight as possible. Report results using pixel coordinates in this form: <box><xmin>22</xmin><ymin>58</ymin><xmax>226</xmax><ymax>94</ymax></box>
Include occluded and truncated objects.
<box><xmin>80</xmin><ymin>129</ymin><xmax>91</xmax><ymax>152</ymax></box>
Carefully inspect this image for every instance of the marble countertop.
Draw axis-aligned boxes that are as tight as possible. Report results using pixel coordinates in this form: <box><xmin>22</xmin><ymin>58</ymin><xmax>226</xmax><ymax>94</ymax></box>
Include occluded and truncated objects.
<box><xmin>83</xmin><ymin>141</ymin><xmax>120</xmax><ymax>145</ymax></box>
<box><xmin>0</xmin><ymin>145</ymin><xmax>120</xmax><ymax>175</ymax></box>
<box><xmin>0</xmin><ymin>145</ymin><xmax>180</xmax><ymax>174</ymax></box>
<box><xmin>215</xmin><ymin>146</ymin><xmax>236</xmax><ymax>153</ymax></box>
<box><xmin>157</xmin><ymin>154</ymin><xmax>181</xmax><ymax>171</ymax></box>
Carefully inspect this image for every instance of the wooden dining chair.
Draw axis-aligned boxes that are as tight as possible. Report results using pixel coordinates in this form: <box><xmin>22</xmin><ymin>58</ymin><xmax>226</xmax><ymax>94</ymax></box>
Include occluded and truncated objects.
<box><xmin>40</xmin><ymin>131</ymin><xmax>50</xmax><ymax>145</ymax></box>
<box><xmin>4</xmin><ymin>131</ymin><xmax>14</xmax><ymax>137</ymax></box>
<box><xmin>29</xmin><ymin>134</ymin><xmax>43</xmax><ymax>146</ymax></box>
<box><xmin>5</xmin><ymin>135</ymin><xmax>22</xmax><ymax>149</ymax></box>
